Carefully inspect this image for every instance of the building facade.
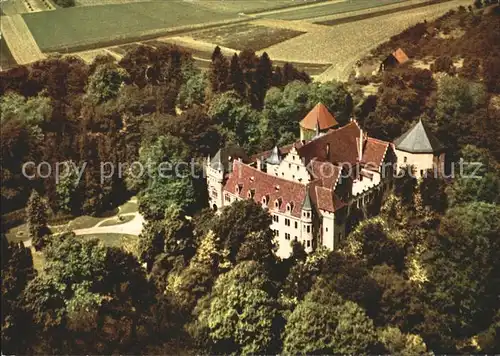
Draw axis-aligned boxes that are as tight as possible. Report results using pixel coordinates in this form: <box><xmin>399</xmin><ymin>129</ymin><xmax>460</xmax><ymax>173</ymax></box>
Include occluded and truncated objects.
<box><xmin>206</xmin><ymin>103</ymin><xmax>398</xmax><ymax>259</ymax></box>
<box><xmin>394</xmin><ymin>119</ymin><xmax>446</xmax><ymax>178</ymax></box>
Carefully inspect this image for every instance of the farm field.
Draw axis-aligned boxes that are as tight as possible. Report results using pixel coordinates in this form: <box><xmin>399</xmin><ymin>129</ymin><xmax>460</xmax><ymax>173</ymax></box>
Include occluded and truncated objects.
<box><xmin>22</xmin><ymin>0</ymin><xmax>240</xmax><ymax>52</ymax></box>
<box><xmin>316</xmin><ymin>0</ymin><xmax>454</xmax><ymax>25</ymax></box>
<box><xmin>260</xmin><ymin>0</ymin><xmax>471</xmax><ymax>81</ymax></box>
<box><xmin>0</xmin><ymin>37</ymin><xmax>17</xmax><ymax>71</ymax></box>
<box><xmin>189</xmin><ymin>23</ymin><xmax>305</xmax><ymax>51</ymax></box>
<box><xmin>259</xmin><ymin>0</ymin><xmax>410</xmax><ymax>20</ymax></box>
<box><xmin>189</xmin><ymin>0</ymin><xmax>329</xmax><ymax>14</ymax></box>
<box><xmin>0</xmin><ymin>14</ymin><xmax>45</xmax><ymax>64</ymax></box>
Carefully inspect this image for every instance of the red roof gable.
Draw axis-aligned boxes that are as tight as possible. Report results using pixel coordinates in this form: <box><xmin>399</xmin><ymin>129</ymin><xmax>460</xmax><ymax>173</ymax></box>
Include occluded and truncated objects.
<box><xmin>392</xmin><ymin>48</ymin><xmax>409</xmax><ymax>64</ymax></box>
<box><xmin>361</xmin><ymin>137</ymin><xmax>390</xmax><ymax>171</ymax></box>
<box><xmin>298</xmin><ymin>121</ymin><xmax>362</xmax><ymax>165</ymax></box>
<box><xmin>300</xmin><ymin>103</ymin><xmax>339</xmax><ymax>130</ymax></box>
<box><xmin>225</xmin><ymin>160</ymin><xmax>307</xmax><ymax>218</ymax></box>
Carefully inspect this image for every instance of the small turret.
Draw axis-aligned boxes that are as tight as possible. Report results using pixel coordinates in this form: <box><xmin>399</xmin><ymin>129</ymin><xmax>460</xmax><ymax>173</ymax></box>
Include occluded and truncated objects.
<box><xmin>301</xmin><ymin>188</ymin><xmax>313</xmax><ymax>253</ymax></box>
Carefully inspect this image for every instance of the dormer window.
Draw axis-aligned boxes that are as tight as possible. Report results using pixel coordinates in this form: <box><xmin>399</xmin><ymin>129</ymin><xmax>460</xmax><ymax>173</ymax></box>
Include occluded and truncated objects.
<box><xmin>235</xmin><ymin>184</ymin><xmax>242</xmax><ymax>194</ymax></box>
<box><xmin>250</xmin><ymin>176</ymin><xmax>255</xmax><ymax>182</ymax></box>
<box><xmin>286</xmin><ymin>202</ymin><xmax>294</xmax><ymax>213</ymax></box>
<box><xmin>275</xmin><ymin>185</ymin><xmax>280</xmax><ymax>191</ymax></box>
<box><xmin>261</xmin><ymin>195</ymin><xmax>269</xmax><ymax>205</ymax></box>
<box><xmin>274</xmin><ymin>198</ymin><xmax>282</xmax><ymax>209</ymax></box>
<box><xmin>247</xmin><ymin>189</ymin><xmax>255</xmax><ymax>199</ymax></box>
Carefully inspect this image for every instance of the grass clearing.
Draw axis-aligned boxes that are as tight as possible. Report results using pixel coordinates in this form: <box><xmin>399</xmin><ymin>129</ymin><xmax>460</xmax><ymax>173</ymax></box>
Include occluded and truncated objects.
<box><xmin>82</xmin><ymin>233</ymin><xmax>139</xmax><ymax>255</ymax></box>
<box><xmin>189</xmin><ymin>23</ymin><xmax>305</xmax><ymax>51</ymax></box>
<box><xmin>118</xmin><ymin>200</ymin><xmax>138</xmax><ymax>214</ymax></box>
<box><xmin>22</xmin><ymin>1</ymin><xmax>239</xmax><ymax>52</ymax></box>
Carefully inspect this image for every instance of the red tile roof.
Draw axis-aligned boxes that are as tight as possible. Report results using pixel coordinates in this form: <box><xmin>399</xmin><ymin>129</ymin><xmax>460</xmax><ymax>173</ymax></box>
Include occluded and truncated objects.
<box><xmin>300</xmin><ymin>103</ymin><xmax>339</xmax><ymax>130</ymax></box>
<box><xmin>308</xmin><ymin>159</ymin><xmax>341</xmax><ymax>190</ymax></box>
<box><xmin>392</xmin><ymin>48</ymin><xmax>409</xmax><ymax>64</ymax></box>
<box><xmin>298</xmin><ymin>121</ymin><xmax>362</xmax><ymax>165</ymax></box>
<box><xmin>225</xmin><ymin>160</ymin><xmax>307</xmax><ymax>217</ymax></box>
<box><xmin>361</xmin><ymin>137</ymin><xmax>390</xmax><ymax>172</ymax></box>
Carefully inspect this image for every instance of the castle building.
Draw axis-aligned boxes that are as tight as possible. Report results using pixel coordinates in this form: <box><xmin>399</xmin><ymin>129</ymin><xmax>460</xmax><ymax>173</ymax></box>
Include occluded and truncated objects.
<box><xmin>393</xmin><ymin>119</ymin><xmax>445</xmax><ymax>178</ymax></box>
<box><xmin>206</xmin><ymin>103</ymin><xmax>397</xmax><ymax>259</ymax></box>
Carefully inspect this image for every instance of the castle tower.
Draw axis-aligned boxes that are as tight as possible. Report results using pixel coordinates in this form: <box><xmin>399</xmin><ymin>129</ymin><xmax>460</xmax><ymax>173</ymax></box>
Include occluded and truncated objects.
<box><xmin>393</xmin><ymin>119</ymin><xmax>445</xmax><ymax>178</ymax></box>
<box><xmin>301</xmin><ymin>189</ymin><xmax>314</xmax><ymax>253</ymax></box>
<box><xmin>300</xmin><ymin>103</ymin><xmax>339</xmax><ymax>141</ymax></box>
<box><xmin>206</xmin><ymin>151</ymin><xmax>225</xmax><ymax>211</ymax></box>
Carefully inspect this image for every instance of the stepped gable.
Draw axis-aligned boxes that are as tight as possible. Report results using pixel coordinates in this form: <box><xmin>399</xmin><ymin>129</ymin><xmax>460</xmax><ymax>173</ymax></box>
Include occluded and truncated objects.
<box><xmin>225</xmin><ymin>160</ymin><xmax>307</xmax><ymax>218</ymax></box>
<box><xmin>394</xmin><ymin>119</ymin><xmax>444</xmax><ymax>153</ymax></box>
<box><xmin>362</xmin><ymin>137</ymin><xmax>390</xmax><ymax>171</ymax></box>
<box><xmin>298</xmin><ymin>121</ymin><xmax>362</xmax><ymax>165</ymax></box>
<box><xmin>300</xmin><ymin>103</ymin><xmax>339</xmax><ymax>130</ymax></box>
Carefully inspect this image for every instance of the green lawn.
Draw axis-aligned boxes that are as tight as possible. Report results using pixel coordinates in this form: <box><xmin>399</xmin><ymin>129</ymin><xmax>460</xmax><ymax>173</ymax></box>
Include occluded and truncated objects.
<box><xmin>82</xmin><ymin>233</ymin><xmax>139</xmax><ymax>256</ymax></box>
<box><xmin>22</xmin><ymin>0</ymin><xmax>239</xmax><ymax>52</ymax></box>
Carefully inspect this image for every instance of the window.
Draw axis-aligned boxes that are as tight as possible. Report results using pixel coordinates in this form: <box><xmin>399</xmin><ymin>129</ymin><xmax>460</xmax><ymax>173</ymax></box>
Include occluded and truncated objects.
<box><xmin>285</xmin><ymin>218</ymin><xmax>290</xmax><ymax>226</ymax></box>
<box><xmin>285</xmin><ymin>233</ymin><xmax>291</xmax><ymax>240</ymax></box>
<box><xmin>294</xmin><ymin>236</ymin><xmax>298</xmax><ymax>241</ymax></box>
<box><xmin>297</xmin><ymin>165</ymin><xmax>299</xmax><ymax>171</ymax></box>
<box><xmin>273</xmin><ymin>215</ymin><xmax>279</xmax><ymax>223</ymax></box>
<box><xmin>325</xmin><ymin>227</ymin><xmax>328</xmax><ymax>232</ymax></box>
<box><xmin>274</xmin><ymin>229</ymin><xmax>279</xmax><ymax>237</ymax></box>
<box><xmin>307</xmin><ymin>240</ymin><xmax>311</xmax><ymax>248</ymax></box>
<box><xmin>289</xmin><ymin>163</ymin><xmax>291</xmax><ymax>168</ymax></box>
<box><xmin>306</xmin><ymin>226</ymin><xmax>311</xmax><ymax>233</ymax></box>
<box><xmin>404</xmin><ymin>156</ymin><xmax>407</xmax><ymax>163</ymax></box>
<box><xmin>225</xmin><ymin>194</ymin><xmax>231</xmax><ymax>203</ymax></box>
<box><xmin>294</xmin><ymin>221</ymin><xmax>298</xmax><ymax>229</ymax></box>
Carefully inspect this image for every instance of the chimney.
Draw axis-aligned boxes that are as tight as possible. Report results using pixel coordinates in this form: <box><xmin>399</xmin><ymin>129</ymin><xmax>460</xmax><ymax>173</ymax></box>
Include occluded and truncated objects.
<box><xmin>256</xmin><ymin>158</ymin><xmax>262</xmax><ymax>171</ymax></box>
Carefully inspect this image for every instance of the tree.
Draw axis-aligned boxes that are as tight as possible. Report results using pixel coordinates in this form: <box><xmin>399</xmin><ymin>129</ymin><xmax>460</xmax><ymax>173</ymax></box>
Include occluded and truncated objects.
<box><xmin>419</xmin><ymin>171</ymin><xmax>448</xmax><ymax>213</ymax></box>
<box><xmin>283</xmin><ymin>283</ymin><xmax>378</xmax><ymax>354</ymax></box>
<box><xmin>212</xmin><ymin>199</ymin><xmax>273</xmax><ymax>264</ymax></box>
<box><xmin>394</xmin><ymin>165</ymin><xmax>417</xmax><ymax>206</ymax></box>
<box><xmin>378</xmin><ymin>326</ymin><xmax>429</xmax><ymax>356</ymax></box>
<box><xmin>209</xmin><ymin>46</ymin><xmax>229</xmax><ymax>94</ymax></box>
<box><xmin>191</xmin><ymin>261</ymin><xmax>281</xmax><ymax>354</ymax></box>
<box><xmin>86</xmin><ymin>63</ymin><xmax>128</xmax><ymax>103</ymax></box>
<box><xmin>371</xmin><ymin>264</ymin><xmax>424</xmax><ymax>331</ymax></box>
<box><xmin>23</xmin><ymin>233</ymin><xmax>154</xmax><ymax>354</ymax></box>
<box><xmin>177</xmin><ymin>72</ymin><xmax>207</xmax><ymax>109</ymax></box>
<box><xmin>421</xmin><ymin>202</ymin><xmax>500</xmax><ymax>350</ymax></box>
<box><xmin>447</xmin><ymin>145</ymin><xmax>500</xmax><ymax>206</ymax></box>
<box><xmin>207</xmin><ymin>91</ymin><xmax>261</xmax><ymax>150</ymax></box>
<box><xmin>26</xmin><ymin>190</ymin><xmax>50</xmax><ymax>250</ymax></box>
<box><xmin>55</xmin><ymin>160</ymin><xmax>82</xmax><ymax>214</ymax></box>
<box><xmin>228</xmin><ymin>53</ymin><xmax>245</xmax><ymax>98</ymax></box>
<box><xmin>343</xmin><ymin>217</ymin><xmax>406</xmax><ymax>271</ymax></box>
<box><xmin>1</xmin><ymin>238</ymin><xmax>36</xmax><ymax>354</ymax></box>
<box><xmin>430</xmin><ymin>55</ymin><xmax>456</xmax><ymax>75</ymax></box>
<box><xmin>132</xmin><ymin>135</ymin><xmax>197</xmax><ymax>219</ymax></box>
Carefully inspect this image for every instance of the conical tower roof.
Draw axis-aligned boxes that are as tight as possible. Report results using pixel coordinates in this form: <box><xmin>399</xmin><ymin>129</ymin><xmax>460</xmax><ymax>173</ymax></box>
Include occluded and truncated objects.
<box><xmin>266</xmin><ymin>146</ymin><xmax>282</xmax><ymax>165</ymax></box>
<box><xmin>302</xmin><ymin>188</ymin><xmax>313</xmax><ymax>211</ymax></box>
<box><xmin>394</xmin><ymin>119</ymin><xmax>444</xmax><ymax>153</ymax></box>
<box><xmin>300</xmin><ymin>103</ymin><xmax>339</xmax><ymax>130</ymax></box>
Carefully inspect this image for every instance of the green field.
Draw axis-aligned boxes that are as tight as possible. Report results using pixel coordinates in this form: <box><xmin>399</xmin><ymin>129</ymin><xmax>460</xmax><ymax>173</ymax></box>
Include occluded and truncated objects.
<box><xmin>191</xmin><ymin>0</ymin><xmax>328</xmax><ymax>14</ymax></box>
<box><xmin>190</xmin><ymin>23</ymin><xmax>305</xmax><ymax>51</ymax></box>
<box><xmin>260</xmin><ymin>0</ymin><xmax>410</xmax><ymax>20</ymax></box>
<box><xmin>22</xmin><ymin>0</ymin><xmax>239</xmax><ymax>52</ymax></box>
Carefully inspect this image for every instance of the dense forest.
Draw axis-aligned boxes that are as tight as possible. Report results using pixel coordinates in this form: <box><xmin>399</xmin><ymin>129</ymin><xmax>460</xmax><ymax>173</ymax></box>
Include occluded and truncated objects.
<box><xmin>1</xmin><ymin>2</ymin><xmax>500</xmax><ymax>354</ymax></box>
